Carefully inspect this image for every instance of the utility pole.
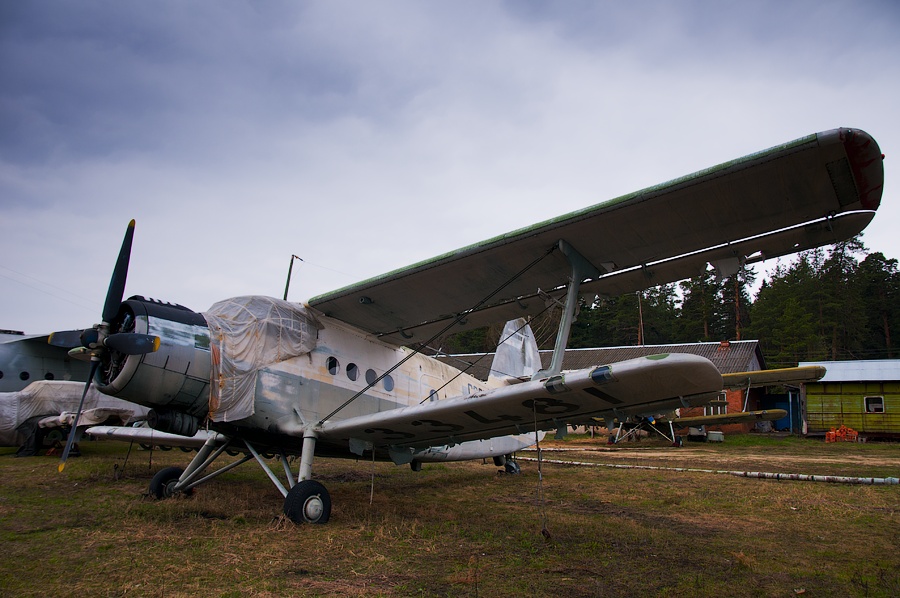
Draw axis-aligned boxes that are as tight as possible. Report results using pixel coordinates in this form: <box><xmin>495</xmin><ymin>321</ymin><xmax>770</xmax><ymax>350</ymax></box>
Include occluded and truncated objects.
<box><xmin>283</xmin><ymin>255</ymin><xmax>303</xmax><ymax>301</ymax></box>
<box><xmin>637</xmin><ymin>291</ymin><xmax>644</xmax><ymax>346</ymax></box>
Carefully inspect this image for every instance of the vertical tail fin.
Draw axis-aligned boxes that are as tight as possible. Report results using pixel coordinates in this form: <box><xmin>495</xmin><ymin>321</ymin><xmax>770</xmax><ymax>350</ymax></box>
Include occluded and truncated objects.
<box><xmin>488</xmin><ymin>318</ymin><xmax>542</xmax><ymax>384</ymax></box>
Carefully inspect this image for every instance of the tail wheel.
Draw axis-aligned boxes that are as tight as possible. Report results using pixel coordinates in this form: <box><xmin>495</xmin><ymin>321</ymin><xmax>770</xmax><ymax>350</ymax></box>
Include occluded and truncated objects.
<box><xmin>284</xmin><ymin>480</ymin><xmax>331</xmax><ymax>524</ymax></box>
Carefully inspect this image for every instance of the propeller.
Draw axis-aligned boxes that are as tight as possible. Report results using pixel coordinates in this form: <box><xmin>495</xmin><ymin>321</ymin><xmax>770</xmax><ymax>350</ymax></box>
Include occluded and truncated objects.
<box><xmin>57</xmin><ymin>219</ymin><xmax>160</xmax><ymax>472</ymax></box>
<box><xmin>57</xmin><ymin>360</ymin><xmax>99</xmax><ymax>472</ymax></box>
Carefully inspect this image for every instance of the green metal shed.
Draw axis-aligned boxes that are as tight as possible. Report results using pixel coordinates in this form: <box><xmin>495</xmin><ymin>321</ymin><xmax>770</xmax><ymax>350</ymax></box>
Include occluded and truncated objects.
<box><xmin>800</xmin><ymin>360</ymin><xmax>900</xmax><ymax>439</ymax></box>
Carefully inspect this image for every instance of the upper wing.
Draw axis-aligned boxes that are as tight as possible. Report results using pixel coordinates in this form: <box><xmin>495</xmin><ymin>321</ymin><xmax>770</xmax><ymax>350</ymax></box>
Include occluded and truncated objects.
<box><xmin>320</xmin><ymin>353</ymin><xmax>723</xmax><ymax>450</ymax></box>
<box><xmin>310</xmin><ymin>128</ymin><xmax>883</xmax><ymax>345</ymax></box>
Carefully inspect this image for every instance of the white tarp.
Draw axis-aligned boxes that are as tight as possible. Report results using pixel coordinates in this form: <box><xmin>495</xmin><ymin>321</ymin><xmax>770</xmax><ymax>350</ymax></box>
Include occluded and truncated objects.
<box><xmin>203</xmin><ymin>296</ymin><xmax>320</xmax><ymax>423</ymax></box>
<box><xmin>0</xmin><ymin>380</ymin><xmax>147</xmax><ymax>447</ymax></box>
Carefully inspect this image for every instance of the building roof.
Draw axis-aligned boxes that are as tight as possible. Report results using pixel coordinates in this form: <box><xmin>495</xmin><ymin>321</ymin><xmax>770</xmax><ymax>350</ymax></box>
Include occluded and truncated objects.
<box><xmin>438</xmin><ymin>340</ymin><xmax>764</xmax><ymax>381</ymax></box>
<box><xmin>799</xmin><ymin>360</ymin><xmax>900</xmax><ymax>382</ymax></box>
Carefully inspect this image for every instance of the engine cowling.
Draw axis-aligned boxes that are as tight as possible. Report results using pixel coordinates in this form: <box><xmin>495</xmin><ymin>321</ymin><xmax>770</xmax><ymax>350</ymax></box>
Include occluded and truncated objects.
<box><xmin>96</xmin><ymin>296</ymin><xmax>211</xmax><ymax>420</ymax></box>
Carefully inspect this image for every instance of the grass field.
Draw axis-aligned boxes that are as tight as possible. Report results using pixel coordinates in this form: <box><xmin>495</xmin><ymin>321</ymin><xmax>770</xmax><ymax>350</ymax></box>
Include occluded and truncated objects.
<box><xmin>1</xmin><ymin>434</ymin><xmax>898</xmax><ymax>597</ymax></box>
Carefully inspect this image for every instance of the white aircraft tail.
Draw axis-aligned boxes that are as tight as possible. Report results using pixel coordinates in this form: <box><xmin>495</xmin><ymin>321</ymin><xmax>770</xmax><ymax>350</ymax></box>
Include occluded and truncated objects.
<box><xmin>488</xmin><ymin>318</ymin><xmax>542</xmax><ymax>384</ymax></box>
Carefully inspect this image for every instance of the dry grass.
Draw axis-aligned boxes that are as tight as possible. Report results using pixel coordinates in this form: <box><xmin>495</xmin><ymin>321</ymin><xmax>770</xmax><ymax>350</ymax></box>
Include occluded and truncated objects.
<box><xmin>1</xmin><ymin>435</ymin><xmax>898</xmax><ymax>597</ymax></box>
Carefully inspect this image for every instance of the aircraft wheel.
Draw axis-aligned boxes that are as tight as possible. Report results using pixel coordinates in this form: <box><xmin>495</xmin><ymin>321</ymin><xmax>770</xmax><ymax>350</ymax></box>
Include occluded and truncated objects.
<box><xmin>504</xmin><ymin>460</ymin><xmax>521</xmax><ymax>475</ymax></box>
<box><xmin>673</xmin><ymin>436</ymin><xmax>684</xmax><ymax>448</ymax></box>
<box><xmin>149</xmin><ymin>466</ymin><xmax>190</xmax><ymax>499</ymax></box>
<box><xmin>44</xmin><ymin>428</ymin><xmax>65</xmax><ymax>445</ymax></box>
<box><xmin>284</xmin><ymin>480</ymin><xmax>331</xmax><ymax>524</ymax></box>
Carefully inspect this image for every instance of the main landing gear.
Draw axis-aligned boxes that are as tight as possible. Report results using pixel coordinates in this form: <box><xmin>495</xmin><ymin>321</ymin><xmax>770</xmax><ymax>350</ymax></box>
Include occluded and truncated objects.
<box><xmin>148</xmin><ymin>431</ymin><xmax>331</xmax><ymax>524</ymax></box>
<box><xmin>610</xmin><ymin>418</ymin><xmax>683</xmax><ymax>447</ymax></box>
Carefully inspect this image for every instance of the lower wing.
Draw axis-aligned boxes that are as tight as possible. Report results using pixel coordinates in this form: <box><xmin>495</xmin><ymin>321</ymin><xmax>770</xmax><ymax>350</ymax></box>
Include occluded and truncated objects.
<box><xmin>320</xmin><ymin>353</ymin><xmax>723</xmax><ymax>450</ymax></box>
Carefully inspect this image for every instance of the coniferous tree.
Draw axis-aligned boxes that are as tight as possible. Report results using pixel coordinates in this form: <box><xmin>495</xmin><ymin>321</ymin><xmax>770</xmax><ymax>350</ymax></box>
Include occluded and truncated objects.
<box><xmin>818</xmin><ymin>237</ymin><xmax>867</xmax><ymax>359</ymax></box>
<box><xmin>718</xmin><ymin>265</ymin><xmax>756</xmax><ymax>341</ymax></box>
<box><xmin>677</xmin><ymin>268</ymin><xmax>723</xmax><ymax>342</ymax></box>
<box><xmin>748</xmin><ymin>253</ymin><xmax>824</xmax><ymax>365</ymax></box>
<box><xmin>857</xmin><ymin>252</ymin><xmax>900</xmax><ymax>359</ymax></box>
<box><xmin>442</xmin><ymin>238</ymin><xmax>900</xmax><ymax>366</ymax></box>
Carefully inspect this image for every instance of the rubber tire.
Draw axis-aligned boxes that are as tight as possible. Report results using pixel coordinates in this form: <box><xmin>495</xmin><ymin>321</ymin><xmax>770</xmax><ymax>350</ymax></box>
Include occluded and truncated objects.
<box><xmin>149</xmin><ymin>466</ymin><xmax>186</xmax><ymax>499</ymax></box>
<box><xmin>504</xmin><ymin>460</ymin><xmax>521</xmax><ymax>475</ymax></box>
<box><xmin>283</xmin><ymin>480</ymin><xmax>331</xmax><ymax>524</ymax></box>
<box><xmin>43</xmin><ymin>428</ymin><xmax>65</xmax><ymax>447</ymax></box>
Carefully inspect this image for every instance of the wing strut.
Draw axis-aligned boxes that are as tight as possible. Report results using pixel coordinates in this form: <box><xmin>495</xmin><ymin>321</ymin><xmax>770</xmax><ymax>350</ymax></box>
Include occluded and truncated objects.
<box><xmin>536</xmin><ymin>240</ymin><xmax>600</xmax><ymax>378</ymax></box>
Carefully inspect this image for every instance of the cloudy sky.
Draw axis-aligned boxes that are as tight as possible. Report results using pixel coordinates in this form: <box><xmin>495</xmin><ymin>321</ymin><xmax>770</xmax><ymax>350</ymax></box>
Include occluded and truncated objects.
<box><xmin>2</xmin><ymin>0</ymin><xmax>898</xmax><ymax>334</ymax></box>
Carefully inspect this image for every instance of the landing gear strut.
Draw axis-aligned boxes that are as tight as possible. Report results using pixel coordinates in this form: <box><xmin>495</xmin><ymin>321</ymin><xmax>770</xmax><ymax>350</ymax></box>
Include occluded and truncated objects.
<box><xmin>146</xmin><ymin>430</ymin><xmax>333</xmax><ymax>524</ymax></box>
<box><xmin>611</xmin><ymin>418</ymin><xmax>683</xmax><ymax>447</ymax></box>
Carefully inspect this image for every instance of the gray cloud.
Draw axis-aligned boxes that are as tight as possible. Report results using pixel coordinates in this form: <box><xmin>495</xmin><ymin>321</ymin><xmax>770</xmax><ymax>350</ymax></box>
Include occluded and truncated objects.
<box><xmin>1</xmin><ymin>0</ymin><xmax>898</xmax><ymax>333</ymax></box>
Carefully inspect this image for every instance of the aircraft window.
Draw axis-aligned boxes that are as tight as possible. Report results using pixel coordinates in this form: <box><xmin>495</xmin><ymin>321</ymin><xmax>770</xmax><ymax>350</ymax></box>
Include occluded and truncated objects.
<box><xmin>326</xmin><ymin>357</ymin><xmax>339</xmax><ymax>375</ymax></box>
<box><xmin>383</xmin><ymin>375</ymin><xmax>394</xmax><ymax>392</ymax></box>
<box><xmin>365</xmin><ymin>369</ymin><xmax>377</xmax><ymax>385</ymax></box>
<box><xmin>346</xmin><ymin>363</ymin><xmax>358</xmax><ymax>381</ymax></box>
<box><xmin>19</xmin><ymin>371</ymin><xmax>30</xmax><ymax>381</ymax></box>
<box><xmin>44</xmin><ymin>373</ymin><xmax>55</xmax><ymax>380</ymax></box>
<box><xmin>865</xmin><ymin>396</ymin><xmax>885</xmax><ymax>413</ymax></box>
<box><xmin>428</xmin><ymin>389</ymin><xmax>438</xmax><ymax>402</ymax></box>
<box><xmin>0</xmin><ymin>371</ymin><xmax>4</xmax><ymax>380</ymax></box>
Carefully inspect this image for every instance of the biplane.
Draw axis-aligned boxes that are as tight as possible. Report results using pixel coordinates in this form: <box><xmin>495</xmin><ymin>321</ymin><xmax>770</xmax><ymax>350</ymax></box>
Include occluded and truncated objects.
<box><xmin>53</xmin><ymin>127</ymin><xmax>883</xmax><ymax>523</ymax></box>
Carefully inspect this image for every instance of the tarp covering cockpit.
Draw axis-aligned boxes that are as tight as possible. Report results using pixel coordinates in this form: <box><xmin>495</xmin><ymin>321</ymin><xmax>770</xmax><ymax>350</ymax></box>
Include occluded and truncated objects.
<box><xmin>203</xmin><ymin>296</ymin><xmax>320</xmax><ymax>422</ymax></box>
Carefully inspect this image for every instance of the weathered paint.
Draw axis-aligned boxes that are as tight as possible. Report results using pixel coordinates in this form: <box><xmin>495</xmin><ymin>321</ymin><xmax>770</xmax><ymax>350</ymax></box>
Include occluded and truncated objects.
<box><xmin>805</xmin><ymin>381</ymin><xmax>900</xmax><ymax>437</ymax></box>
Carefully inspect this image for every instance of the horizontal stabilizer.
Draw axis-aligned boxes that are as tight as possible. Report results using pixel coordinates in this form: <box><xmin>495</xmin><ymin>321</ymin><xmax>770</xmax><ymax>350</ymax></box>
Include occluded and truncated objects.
<box><xmin>722</xmin><ymin>366</ymin><xmax>826</xmax><ymax>390</ymax></box>
<box><xmin>671</xmin><ymin>409</ymin><xmax>788</xmax><ymax>428</ymax></box>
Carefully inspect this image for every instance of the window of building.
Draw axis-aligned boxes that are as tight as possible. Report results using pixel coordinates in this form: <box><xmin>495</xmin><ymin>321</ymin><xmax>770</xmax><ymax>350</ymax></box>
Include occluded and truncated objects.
<box><xmin>705</xmin><ymin>394</ymin><xmax>728</xmax><ymax>416</ymax></box>
<box><xmin>865</xmin><ymin>396</ymin><xmax>885</xmax><ymax>413</ymax></box>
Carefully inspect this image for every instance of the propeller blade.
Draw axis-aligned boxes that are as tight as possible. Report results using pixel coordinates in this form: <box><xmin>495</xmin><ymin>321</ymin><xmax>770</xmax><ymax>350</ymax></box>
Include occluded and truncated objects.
<box><xmin>47</xmin><ymin>330</ymin><xmax>86</xmax><ymax>348</ymax></box>
<box><xmin>58</xmin><ymin>360</ymin><xmax>100</xmax><ymax>473</ymax></box>
<box><xmin>104</xmin><ymin>333</ymin><xmax>160</xmax><ymax>355</ymax></box>
<box><xmin>102</xmin><ymin>219</ymin><xmax>136</xmax><ymax>323</ymax></box>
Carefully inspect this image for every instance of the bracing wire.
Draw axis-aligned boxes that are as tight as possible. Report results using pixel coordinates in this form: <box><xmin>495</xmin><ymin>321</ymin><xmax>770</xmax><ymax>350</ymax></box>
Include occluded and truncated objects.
<box><xmin>317</xmin><ymin>244</ymin><xmax>559</xmax><ymax>424</ymax></box>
